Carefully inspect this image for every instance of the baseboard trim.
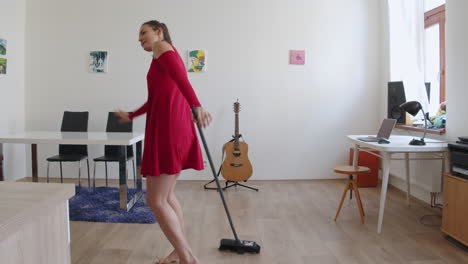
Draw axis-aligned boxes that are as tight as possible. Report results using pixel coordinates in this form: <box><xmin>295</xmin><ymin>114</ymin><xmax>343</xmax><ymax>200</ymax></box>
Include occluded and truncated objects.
<box><xmin>387</xmin><ymin>173</ymin><xmax>434</xmax><ymax>204</ymax></box>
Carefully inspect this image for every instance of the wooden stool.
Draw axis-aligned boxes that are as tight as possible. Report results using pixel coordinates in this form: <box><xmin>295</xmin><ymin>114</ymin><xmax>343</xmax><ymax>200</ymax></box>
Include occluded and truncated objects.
<box><xmin>334</xmin><ymin>165</ymin><xmax>370</xmax><ymax>224</ymax></box>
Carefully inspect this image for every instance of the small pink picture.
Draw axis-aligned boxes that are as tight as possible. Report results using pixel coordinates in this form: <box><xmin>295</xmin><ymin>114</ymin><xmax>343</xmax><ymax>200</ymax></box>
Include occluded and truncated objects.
<box><xmin>290</xmin><ymin>50</ymin><xmax>305</xmax><ymax>65</ymax></box>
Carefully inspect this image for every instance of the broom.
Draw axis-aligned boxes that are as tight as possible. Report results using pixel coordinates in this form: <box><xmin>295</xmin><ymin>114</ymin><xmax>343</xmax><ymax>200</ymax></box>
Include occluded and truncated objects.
<box><xmin>193</xmin><ymin>109</ymin><xmax>261</xmax><ymax>254</ymax></box>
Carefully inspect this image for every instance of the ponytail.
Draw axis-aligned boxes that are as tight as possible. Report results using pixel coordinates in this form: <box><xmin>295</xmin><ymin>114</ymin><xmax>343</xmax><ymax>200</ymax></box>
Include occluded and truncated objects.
<box><xmin>142</xmin><ymin>20</ymin><xmax>172</xmax><ymax>45</ymax></box>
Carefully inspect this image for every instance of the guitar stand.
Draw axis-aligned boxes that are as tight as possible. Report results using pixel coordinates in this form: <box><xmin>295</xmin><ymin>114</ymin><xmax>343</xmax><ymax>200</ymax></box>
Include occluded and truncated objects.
<box><xmin>203</xmin><ymin>165</ymin><xmax>259</xmax><ymax>191</ymax></box>
<box><xmin>203</xmin><ymin>165</ymin><xmax>222</xmax><ymax>190</ymax></box>
<box><xmin>224</xmin><ymin>180</ymin><xmax>259</xmax><ymax>192</ymax></box>
<box><xmin>204</xmin><ymin>173</ymin><xmax>259</xmax><ymax>192</ymax></box>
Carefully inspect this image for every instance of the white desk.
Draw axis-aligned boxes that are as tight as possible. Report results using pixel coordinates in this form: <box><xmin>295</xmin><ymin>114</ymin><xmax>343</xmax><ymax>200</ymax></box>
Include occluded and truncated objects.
<box><xmin>348</xmin><ymin>135</ymin><xmax>448</xmax><ymax>233</ymax></box>
<box><xmin>0</xmin><ymin>182</ymin><xmax>75</xmax><ymax>264</ymax></box>
<box><xmin>0</xmin><ymin>131</ymin><xmax>145</xmax><ymax>212</ymax></box>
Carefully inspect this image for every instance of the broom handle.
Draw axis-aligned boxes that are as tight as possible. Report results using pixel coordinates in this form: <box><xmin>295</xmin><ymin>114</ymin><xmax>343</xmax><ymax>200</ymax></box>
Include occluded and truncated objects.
<box><xmin>193</xmin><ymin>109</ymin><xmax>240</xmax><ymax>242</ymax></box>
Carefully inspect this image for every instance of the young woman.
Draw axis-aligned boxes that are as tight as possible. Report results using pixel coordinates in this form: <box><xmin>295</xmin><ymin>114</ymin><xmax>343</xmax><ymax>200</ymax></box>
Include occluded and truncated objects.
<box><xmin>116</xmin><ymin>20</ymin><xmax>212</xmax><ymax>264</ymax></box>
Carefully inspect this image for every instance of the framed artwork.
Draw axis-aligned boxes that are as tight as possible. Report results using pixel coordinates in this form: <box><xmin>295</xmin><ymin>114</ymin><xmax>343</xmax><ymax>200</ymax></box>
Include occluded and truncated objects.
<box><xmin>89</xmin><ymin>51</ymin><xmax>108</xmax><ymax>73</ymax></box>
<box><xmin>0</xmin><ymin>39</ymin><xmax>6</xmax><ymax>56</ymax></box>
<box><xmin>0</xmin><ymin>58</ymin><xmax>6</xmax><ymax>74</ymax></box>
<box><xmin>187</xmin><ymin>49</ymin><xmax>206</xmax><ymax>72</ymax></box>
<box><xmin>289</xmin><ymin>50</ymin><xmax>305</xmax><ymax>65</ymax></box>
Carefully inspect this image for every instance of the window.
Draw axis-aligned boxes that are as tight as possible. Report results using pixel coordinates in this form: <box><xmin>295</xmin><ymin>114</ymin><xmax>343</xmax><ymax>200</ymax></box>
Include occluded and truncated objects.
<box><xmin>388</xmin><ymin>0</ymin><xmax>446</xmax><ymax>118</ymax></box>
<box><xmin>424</xmin><ymin>3</ymin><xmax>446</xmax><ymax>114</ymax></box>
<box><xmin>424</xmin><ymin>0</ymin><xmax>445</xmax><ymax>12</ymax></box>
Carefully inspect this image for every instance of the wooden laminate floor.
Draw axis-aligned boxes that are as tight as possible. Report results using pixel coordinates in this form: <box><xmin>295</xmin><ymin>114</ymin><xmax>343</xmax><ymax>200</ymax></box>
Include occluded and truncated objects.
<box><xmin>31</xmin><ymin>178</ymin><xmax>468</xmax><ymax>264</ymax></box>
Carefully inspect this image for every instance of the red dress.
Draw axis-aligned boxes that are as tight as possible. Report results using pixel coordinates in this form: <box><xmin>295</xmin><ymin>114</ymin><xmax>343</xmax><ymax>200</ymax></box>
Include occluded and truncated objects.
<box><xmin>129</xmin><ymin>46</ymin><xmax>204</xmax><ymax>177</ymax></box>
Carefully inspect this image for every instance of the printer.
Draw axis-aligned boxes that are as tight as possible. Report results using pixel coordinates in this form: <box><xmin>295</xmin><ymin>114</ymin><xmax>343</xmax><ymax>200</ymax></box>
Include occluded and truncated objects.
<box><xmin>448</xmin><ymin>137</ymin><xmax>468</xmax><ymax>180</ymax></box>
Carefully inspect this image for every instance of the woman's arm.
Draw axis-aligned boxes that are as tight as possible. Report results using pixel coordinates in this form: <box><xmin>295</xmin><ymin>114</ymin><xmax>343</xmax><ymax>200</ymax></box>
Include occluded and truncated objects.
<box><xmin>158</xmin><ymin>51</ymin><xmax>201</xmax><ymax>108</ymax></box>
<box><xmin>154</xmin><ymin>42</ymin><xmax>211</xmax><ymax>127</ymax></box>
<box><xmin>153</xmin><ymin>41</ymin><xmax>201</xmax><ymax>108</ymax></box>
<box><xmin>128</xmin><ymin>102</ymin><xmax>148</xmax><ymax>120</ymax></box>
<box><xmin>159</xmin><ymin>55</ymin><xmax>213</xmax><ymax>127</ymax></box>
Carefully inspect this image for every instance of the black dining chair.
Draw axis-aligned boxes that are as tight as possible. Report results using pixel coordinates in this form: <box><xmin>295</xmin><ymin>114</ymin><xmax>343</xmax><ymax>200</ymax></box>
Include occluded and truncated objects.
<box><xmin>46</xmin><ymin>111</ymin><xmax>90</xmax><ymax>187</ymax></box>
<box><xmin>92</xmin><ymin>112</ymin><xmax>136</xmax><ymax>188</ymax></box>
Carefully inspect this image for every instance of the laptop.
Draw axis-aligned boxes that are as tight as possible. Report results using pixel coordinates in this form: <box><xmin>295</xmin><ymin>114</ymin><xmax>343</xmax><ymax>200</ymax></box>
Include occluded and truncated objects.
<box><xmin>357</xmin><ymin>119</ymin><xmax>397</xmax><ymax>142</ymax></box>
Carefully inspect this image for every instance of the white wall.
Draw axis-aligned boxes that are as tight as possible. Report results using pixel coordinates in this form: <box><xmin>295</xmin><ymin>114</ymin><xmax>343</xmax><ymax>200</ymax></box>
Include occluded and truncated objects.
<box><xmin>0</xmin><ymin>0</ymin><xmax>27</xmax><ymax>181</ymax></box>
<box><xmin>446</xmin><ymin>0</ymin><xmax>468</xmax><ymax>140</ymax></box>
<box><xmin>24</xmin><ymin>0</ymin><xmax>382</xmax><ymax>181</ymax></box>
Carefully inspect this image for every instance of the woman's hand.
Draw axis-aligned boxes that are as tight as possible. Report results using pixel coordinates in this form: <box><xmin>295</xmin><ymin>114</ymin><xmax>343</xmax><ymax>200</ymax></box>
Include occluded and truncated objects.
<box><xmin>114</xmin><ymin>111</ymin><xmax>131</xmax><ymax>123</ymax></box>
<box><xmin>192</xmin><ymin>107</ymin><xmax>212</xmax><ymax>128</ymax></box>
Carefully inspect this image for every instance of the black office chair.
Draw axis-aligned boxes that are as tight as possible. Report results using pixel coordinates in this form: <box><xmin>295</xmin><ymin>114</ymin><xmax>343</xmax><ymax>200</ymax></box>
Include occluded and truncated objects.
<box><xmin>46</xmin><ymin>111</ymin><xmax>90</xmax><ymax>187</ymax></box>
<box><xmin>93</xmin><ymin>112</ymin><xmax>136</xmax><ymax>188</ymax></box>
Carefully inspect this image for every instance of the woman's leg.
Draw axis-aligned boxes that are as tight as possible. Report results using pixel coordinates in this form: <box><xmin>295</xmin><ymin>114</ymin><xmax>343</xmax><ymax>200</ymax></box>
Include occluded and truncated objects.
<box><xmin>169</xmin><ymin>173</ymin><xmax>186</xmax><ymax>235</ymax></box>
<box><xmin>146</xmin><ymin>174</ymin><xmax>198</xmax><ymax>264</ymax></box>
<box><xmin>158</xmin><ymin>173</ymin><xmax>186</xmax><ymax>264</ymax></box>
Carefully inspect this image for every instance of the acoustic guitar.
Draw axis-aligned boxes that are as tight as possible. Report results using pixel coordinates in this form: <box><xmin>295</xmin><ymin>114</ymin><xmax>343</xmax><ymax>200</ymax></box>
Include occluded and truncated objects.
<box><xmin>221</xmin><ymin>101</ymin><xmax>253</xmax><ymax>182</ymax></box>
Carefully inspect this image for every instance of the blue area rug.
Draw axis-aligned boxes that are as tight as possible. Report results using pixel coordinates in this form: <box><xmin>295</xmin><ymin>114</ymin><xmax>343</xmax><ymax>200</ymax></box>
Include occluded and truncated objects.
<box><xmin>69</xmin><ymin>186</ymin><xmax>156</xmax><ymax>224</ymax></box>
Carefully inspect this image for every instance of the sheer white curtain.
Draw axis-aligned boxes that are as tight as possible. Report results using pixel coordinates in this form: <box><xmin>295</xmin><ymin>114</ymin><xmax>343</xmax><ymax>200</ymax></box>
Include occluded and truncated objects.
<box><xmin>388</xmin><ymin>0</ymin><xmax>429</xmax><ymax>118</ymax></box>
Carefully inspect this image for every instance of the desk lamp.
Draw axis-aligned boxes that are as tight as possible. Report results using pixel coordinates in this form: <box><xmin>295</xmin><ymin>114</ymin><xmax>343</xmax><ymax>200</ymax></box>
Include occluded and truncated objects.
<box><xmin>399</xmin><ymin>101</ymin><xmax>427</xmax><ymax>145</ymax></box>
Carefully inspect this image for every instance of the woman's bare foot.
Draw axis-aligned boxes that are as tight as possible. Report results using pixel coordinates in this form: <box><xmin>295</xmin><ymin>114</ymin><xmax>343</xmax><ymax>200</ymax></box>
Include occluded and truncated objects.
<box><xmin>157</xmin><ymin>250</ymin><xmax>179</xmax><ymax>264</ymax></box>
<box><xmin>181</xmin><ymin>256</ymin><xmax>199</xmax><ymax>264</ymax></box>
